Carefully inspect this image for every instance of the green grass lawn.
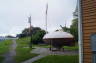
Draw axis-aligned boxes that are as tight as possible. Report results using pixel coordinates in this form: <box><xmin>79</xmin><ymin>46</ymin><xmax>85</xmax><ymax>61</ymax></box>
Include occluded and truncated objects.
<box><xmin>15</xmin><ymin>37</ymin><xmax>38</xmax><ymax>63</ymax></box>
<box><xmin>15</xmin><ymin>47</ymin><xmax>38</xmax><ymax>63</ymax></box>
<box><xmin>0</xmin><ymin>56</ymin><xmax>4</xmax><ymax>63</ymax></box>
<box><xmin>15</xmin><ymin>37</ymin><xmax>79</xmax><ymax>63</ymax></box>
<box><xmin>0</xmin><ymin>40</ymin><xmax>12</xmax><ymax>62</ymax></box>
<box><xmin>33</xmin><ymin>55</ymin><xmax>79</xmax><ymax>63</ymax></box>
<box><xmin>34</xmin><ymin>45</ymin><xmax>78</xmax><ymax>51</ymax></box>
<box><xmin>16</xmin><ymin>37</ymin><xmax>30</xmax><ymax>47</ymax></box>
<box><xmin>0</xmin><ymin>40</ymin><xmax>12</xmax><ymax>54</ymax></box>
<box><xmin>16</xmin><ymin>37</ymin><xmax>79</xmax><ymax>51</ymax></box>
<box><xmin>33</xmin><ymin>44</ymin><xmax>50</xmax><ymax>48</ymax></box>
<box><xmin>63</xmin><ymin>46</ymin><xmax>78</xmax><ymax>51</ymax></box>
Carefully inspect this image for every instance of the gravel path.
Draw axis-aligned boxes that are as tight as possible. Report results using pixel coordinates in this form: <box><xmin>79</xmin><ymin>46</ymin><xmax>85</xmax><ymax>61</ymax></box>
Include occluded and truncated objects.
<box><xmin>31</xmin><ymin>47</ymin><xmax>78</xmax><ymax>55</ymax></box>
<box><xmin>2</xmin><ymin>40</ymin><xmax>17</xmax><ymax>63</ymax></box>
<box><xmin>31</xmin><ymin>47</ymin><xmax>50</xmax><ymax>55</ymax></box>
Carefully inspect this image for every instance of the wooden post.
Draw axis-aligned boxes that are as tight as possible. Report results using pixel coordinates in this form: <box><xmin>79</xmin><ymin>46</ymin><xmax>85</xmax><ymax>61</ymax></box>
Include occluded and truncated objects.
<box><xmin>49</xmin><ymin>40</ymin><xmax>51</xmax><ymax>51</ymax></box>
<box><xmin>28</xmin><ymin>16</ymin><xmax>32</xmax><ymax>48</ymax></box>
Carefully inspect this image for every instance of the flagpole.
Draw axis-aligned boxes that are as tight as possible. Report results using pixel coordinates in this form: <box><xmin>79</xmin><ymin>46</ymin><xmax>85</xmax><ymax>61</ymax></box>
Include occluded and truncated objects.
<box><xmin>45</xmin><ymin>3</ymin><xmax>48</xmax><ymax>33</ymax></box>
<box><xmin>46</xmin><ymin>12</ymin><xmax>47</xmax><ymax>32</ymax></box>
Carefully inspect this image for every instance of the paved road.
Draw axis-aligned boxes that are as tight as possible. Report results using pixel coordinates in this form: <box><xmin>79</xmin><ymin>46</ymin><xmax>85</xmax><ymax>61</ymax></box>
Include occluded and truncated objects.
<box><xmin>22</xmin><ymin>54</ymin><xmax>48</xmax><ymax>63</ymax></box>
<box><xmin>2</xmin><ymin>40</ymin><xmax>17</xmax><ymax>63</ymax></box>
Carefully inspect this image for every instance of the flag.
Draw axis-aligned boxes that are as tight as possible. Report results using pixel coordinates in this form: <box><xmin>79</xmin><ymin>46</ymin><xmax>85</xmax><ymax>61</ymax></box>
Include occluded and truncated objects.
<box><xmin>28</xmin><ymin>16</ymin><xmax>31</xmax><ymax>23</ymax></box>
<box><xmin>46</xmin><ymin>3</ymin><xmax>48</xmax><ymax>15</ymax></box>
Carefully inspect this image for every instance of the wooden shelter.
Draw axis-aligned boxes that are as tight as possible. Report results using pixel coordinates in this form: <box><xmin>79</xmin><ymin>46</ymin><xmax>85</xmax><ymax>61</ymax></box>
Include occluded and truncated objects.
<box><xmin>78</xmin><ymin>0</ymin><xmax>96</xmax><ymax>63</ymax></box>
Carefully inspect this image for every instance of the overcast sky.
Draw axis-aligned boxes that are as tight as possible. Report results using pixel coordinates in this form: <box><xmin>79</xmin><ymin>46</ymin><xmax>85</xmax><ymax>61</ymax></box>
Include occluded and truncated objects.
<box><xmin>0</xmin><ymin>0</ymin><xmax>77</xmax><ymax>36</ymax></box>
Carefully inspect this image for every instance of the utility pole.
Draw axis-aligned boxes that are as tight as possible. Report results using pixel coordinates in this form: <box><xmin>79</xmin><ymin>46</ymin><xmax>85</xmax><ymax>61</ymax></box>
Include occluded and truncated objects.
<box><xmin>28</xmin><ymin>16</ymin><xmax>32</xmax><ymax>48</ymax></box>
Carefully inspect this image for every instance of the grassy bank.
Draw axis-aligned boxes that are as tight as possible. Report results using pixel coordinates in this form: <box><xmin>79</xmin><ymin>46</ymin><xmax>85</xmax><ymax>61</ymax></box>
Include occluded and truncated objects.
<box><xmin>33</xmin><ymin>55</ymin><xmax>79</xmax><ymax>63</ymax></box>
<box><xmin>0</xmin><ymin>40</ymin><xmax>12</xmax><ymax>62</ymax></box>
<box><xmin>0</xmin><ymin>40</ymin><xmax>12</xmax><ymax>54</ymax></box>
<box><xmin>15</xmin><ymin>37</ymin><xmax>38</xmax><ymax>63</ymax></box>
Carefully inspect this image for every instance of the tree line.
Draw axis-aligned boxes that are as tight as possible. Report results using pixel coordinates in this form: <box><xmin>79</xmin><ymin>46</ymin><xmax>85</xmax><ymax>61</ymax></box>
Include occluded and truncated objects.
<box><xmin>17</xmin><ymin>18</ymin><xmax>78</xmax><ymax>44</ymax></box>
<box><xmin>17</xmin><ymin>26</ymin><xmax>46</xmax><ymax>44</ymax></box>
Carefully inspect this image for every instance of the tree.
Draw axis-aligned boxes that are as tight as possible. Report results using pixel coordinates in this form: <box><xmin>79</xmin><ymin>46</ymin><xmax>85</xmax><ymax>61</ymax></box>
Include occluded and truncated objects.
<box><xmin>32</xmin><ymin>30</ymin><xmax>46</xmax><ymax>44</ymax></box>
<box><xmin>18</xmin><ymin>26</ymin><xmax>42</xmax><ymax>38</ymax></box>
<box><xmin>70</xmin><ymin>18</ymin><xmax>78</xmax><ymax>42</ymax></box>
<box><xmin>17</xmin><ymin>26</ymin><xmax>46</xmax><ymax>44</ymax></box>
<box><xmin>60</xmin><ymin>18</ymin><xmax>78</xmax><ymax>42</ymax></box>
<box><xmin>60</xmin><ymin>25</ymin><xmax>70</xmax><ymax>32</ymax></box>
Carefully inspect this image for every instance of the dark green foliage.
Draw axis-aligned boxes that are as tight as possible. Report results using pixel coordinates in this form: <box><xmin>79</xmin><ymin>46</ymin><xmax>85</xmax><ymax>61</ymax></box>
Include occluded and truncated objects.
<box><xmin>32</xmin><ymin>30</ymin><xmax>46</xmax><ymax>44</ymax></box>
<box><xmin>70</xmin><ymin>18</ymin><xmax>78</xmax><ymax>41</ymax></box>
<box><xmin>16</xmin><ymin>34</ymin><xmax>27</xmax><ymax>38</ymax></box>
<box><xmin>17</xmin><ymin>26</ymin><xmax>45</xmax><ymax>37</ymax></box>
<box><xmin>0</xmin><ymin>56</ymin><xmax>4</xmax><ymax>62</ymax></box>
<box><xmin>17</xmin><ymin>26</ymin><xmax>46</xmax><ymax>44</ymax></box>
<box><xmin>22</xmin><ymin>27</ymin><xmax>41</xmax><ymax>36</ymax></box>
<box><xmin>60</xmin><ymin>18</ymin><xmax>78</xmax><ymax>42</ymax></box>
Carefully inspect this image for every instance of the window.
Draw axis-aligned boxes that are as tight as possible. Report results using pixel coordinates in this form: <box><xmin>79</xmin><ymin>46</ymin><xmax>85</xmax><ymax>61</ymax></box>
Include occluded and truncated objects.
<box><xmin>91</xmin><ymin>34</ymin><xmax>96</xmax><ymax>51</ymax></box>
<box><xmin>91</xmin><ymin>34</ymin><xmax>96</xmax><ymax>63</ymax></box>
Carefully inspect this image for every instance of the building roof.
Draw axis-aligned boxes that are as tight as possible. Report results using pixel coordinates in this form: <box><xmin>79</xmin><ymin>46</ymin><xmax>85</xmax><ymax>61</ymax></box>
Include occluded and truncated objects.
<box><xmin>43</xmin><ymin>31</ymin><xmax>74</xmax><ymax>39</ymax></box>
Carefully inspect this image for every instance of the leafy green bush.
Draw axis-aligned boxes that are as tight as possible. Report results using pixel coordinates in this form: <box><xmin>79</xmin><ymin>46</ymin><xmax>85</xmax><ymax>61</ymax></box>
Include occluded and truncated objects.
<box><xmin>32</xmin><ymin>30</ymin><xmax>46</xmax><ymax>44</ymax></box>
